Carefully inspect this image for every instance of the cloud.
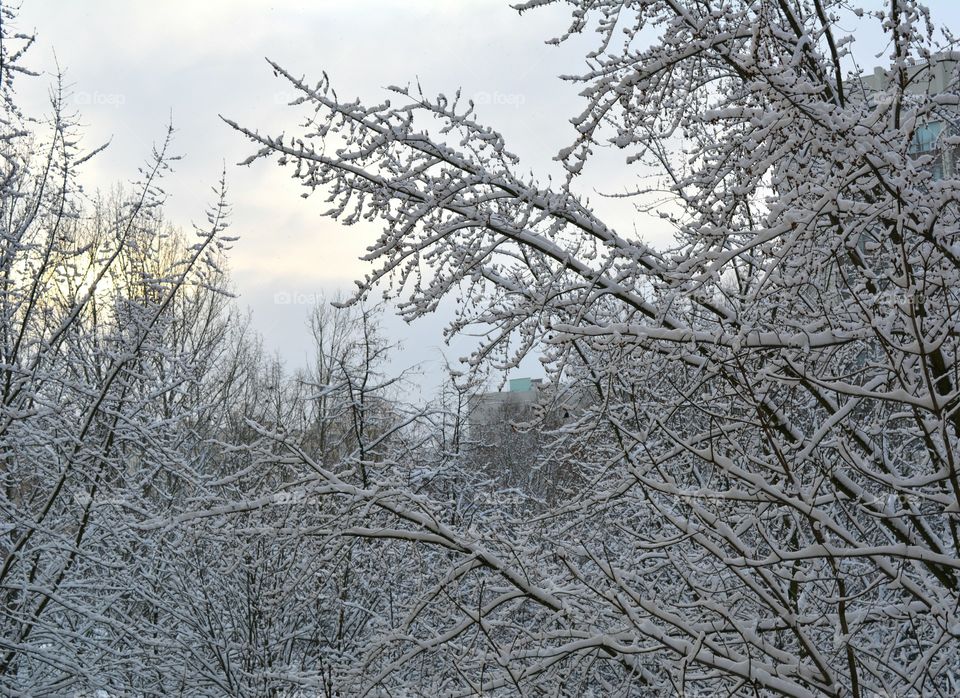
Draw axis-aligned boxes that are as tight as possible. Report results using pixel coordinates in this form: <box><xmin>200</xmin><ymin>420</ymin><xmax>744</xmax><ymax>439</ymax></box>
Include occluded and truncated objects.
<box><xmin>21</xmin><ymin>0</ymin><xmax>959</xmax><ymax>392</ymax></box>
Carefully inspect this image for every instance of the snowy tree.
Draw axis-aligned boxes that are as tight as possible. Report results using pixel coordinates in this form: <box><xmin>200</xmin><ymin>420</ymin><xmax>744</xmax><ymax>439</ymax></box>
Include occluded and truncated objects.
<box><xmin>232</xmin><ymin>0</ymin><xmax>960</xmax><ymax>694</ymax></box>
<box><xmin>0</xmin><ymin>7</ymin><xmax>242</xmax><ymax>692</ymax></box>
<box><xmin>0</xmin><ymin>4</ymin><xmax>454</xmax><ymax>694</ymax></box>
<box><xmin>124</xmin><ymin>296</ymin><xmax>444</xmax><ymax>695</ymax></box>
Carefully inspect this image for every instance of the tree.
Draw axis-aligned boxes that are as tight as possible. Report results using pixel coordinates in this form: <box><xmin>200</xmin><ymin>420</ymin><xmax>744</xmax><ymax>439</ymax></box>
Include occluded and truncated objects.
<box><xmin>232</xmin><ymin>1</ymin><xmax>960</xmax><ymax>694</ymax></box>
<box><xmin>1</xmin><ymin>5</ymin><xmax>456</xmax><ymax>695</ymax></box>
<box><xmin>124</xmin><ymin>294</ymin><xmax>444</xmax><ymax>696</ymax></box>
<box><xmin>0</xmin><ymin>6</ymin><xmax>243</xmax><ymax>692</ymax></box>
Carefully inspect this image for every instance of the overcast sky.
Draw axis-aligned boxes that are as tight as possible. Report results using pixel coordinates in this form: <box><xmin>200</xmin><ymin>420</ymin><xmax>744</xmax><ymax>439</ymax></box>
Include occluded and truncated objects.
<box><xmin>13</xmin><ymin>0</ymin><xmax>960</xmax><ymax>398</ymax></box>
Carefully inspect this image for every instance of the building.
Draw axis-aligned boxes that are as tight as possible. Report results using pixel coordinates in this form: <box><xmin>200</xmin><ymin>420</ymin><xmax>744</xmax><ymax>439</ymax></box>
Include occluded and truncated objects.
<box><xmin>468</xmin><ymin>377</ymin><xmax>544</xmax><ymax>431</ymax></box>
<box><xmin>861</xmin><ymin>54</ymin><xmax>959</xmax><ymax>179</ymax></box>
<box><xmin>466</xmin><ymin>377</ymin><xmax>588</xmax><ymax>504</ymax></box>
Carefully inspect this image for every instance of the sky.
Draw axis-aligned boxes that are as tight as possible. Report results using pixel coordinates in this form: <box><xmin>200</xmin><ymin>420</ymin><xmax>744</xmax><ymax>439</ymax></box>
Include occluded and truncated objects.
<box><xmin>13</xmin><ymin>0</ymin><xmax>960</xmax><ymax>399</ymax></box>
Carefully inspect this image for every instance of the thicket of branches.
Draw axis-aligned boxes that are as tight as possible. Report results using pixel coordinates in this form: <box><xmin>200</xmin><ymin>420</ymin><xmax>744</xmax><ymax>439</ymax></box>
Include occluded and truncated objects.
<box><xmin>5</xmin><ymin>0</ymin><xmax>960</xmax><ymax>695</ymax></box>
<box><xmin>225</xmin><ymin>0</ymin><xmax>960</xmax><ymax>695</ymax></box>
